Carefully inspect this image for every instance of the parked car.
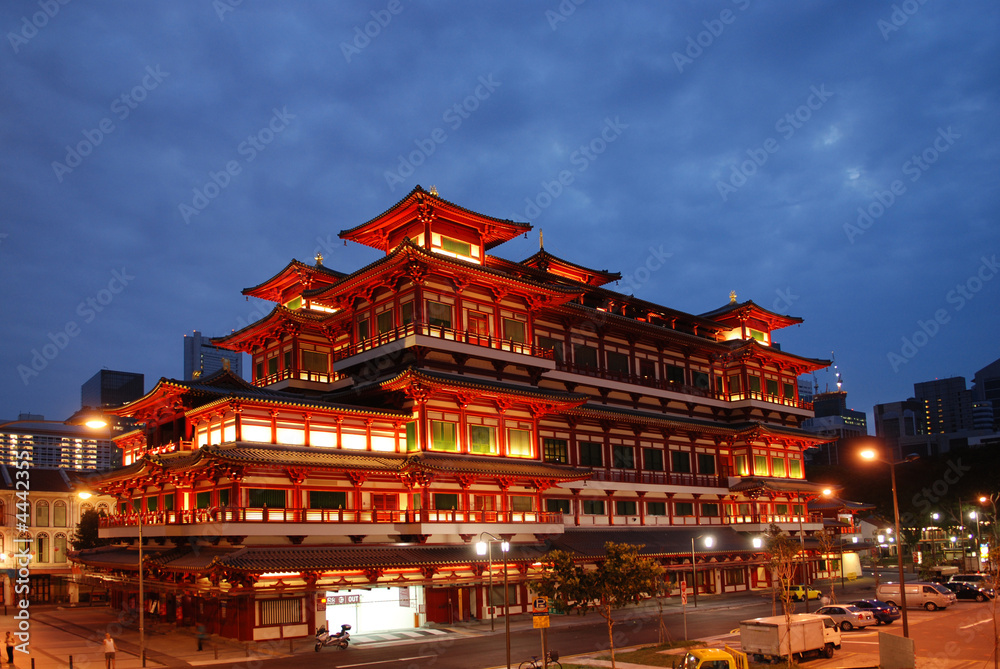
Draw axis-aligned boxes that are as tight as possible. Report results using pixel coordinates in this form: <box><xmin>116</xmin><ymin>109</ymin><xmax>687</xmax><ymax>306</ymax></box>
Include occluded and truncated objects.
<box><xmin>876</xmin><ymin>581</ymin><xmax>957</xmax><ymax>610</ymax></box>
<box><xmin>814</xmin><ymin>605</ymin><xmax>878</xmax><ymax>631</ymax></box>
<box><xmin>948</xmin><ymin>573</ymin><xmax>992</xmax><ymax>587</ymax></box>
<box><xmin>846</xmin><ymin>599</ymin><xmax>901</xmax><ymax>625</ymax></box>
<box><xmin>788</xmin><ymin>585</ymin><xmax>823</xmax><ymax>601</ymax></box>
<box><xmin>942</xmin><ymin>581</ymin><xmax>995</xmax><ymax>602</ymax></box>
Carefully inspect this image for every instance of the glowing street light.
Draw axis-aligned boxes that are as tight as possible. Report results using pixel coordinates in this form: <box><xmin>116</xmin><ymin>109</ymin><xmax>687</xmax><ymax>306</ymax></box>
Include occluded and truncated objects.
<box><xmin>476</xmin><ymin>532</ymin><xmax>510</xmax><ymax>669</ymax></box>
<box><xmin>690</xmin><ymin>535</ymin><xmax>714</xmax><ymax>607</ymax></box>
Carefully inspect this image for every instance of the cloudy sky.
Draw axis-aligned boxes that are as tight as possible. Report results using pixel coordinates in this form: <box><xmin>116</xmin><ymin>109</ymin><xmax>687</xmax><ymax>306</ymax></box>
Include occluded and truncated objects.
<box><xmin>1</xmin><ymin>1</ymin><xmax>997</xmax><ymax>430</ymax></box>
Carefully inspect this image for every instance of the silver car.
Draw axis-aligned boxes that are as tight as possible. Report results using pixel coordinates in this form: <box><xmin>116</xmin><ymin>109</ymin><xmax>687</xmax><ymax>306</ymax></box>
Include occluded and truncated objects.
<box><xmin>814</xmin><ymin>605</ymin><xmax>878</xmax><ymax>631</ymax></box>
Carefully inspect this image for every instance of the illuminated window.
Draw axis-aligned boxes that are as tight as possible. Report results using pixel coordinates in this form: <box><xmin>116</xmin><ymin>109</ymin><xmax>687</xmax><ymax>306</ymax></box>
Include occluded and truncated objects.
<box><xmin>753</xmin><ymin>455</ymin><xmax>768</xmax><ymax>475</ymax></box>
<box><xmin>735</xmin><ymin>455</ymin><xmax>749</xmax><ymax>476</ymax></box>
<box><xmin>302</xmin><ymin>351</ymin><xmax>328</xmax><ymax>373</ymax></box>
<box><xmin>503</xmin><ymin>319</ymin><xmax>525</xmax><ymax>343</ymax></box>
<box><xmin>788</xmin><ymin>459</ymin><xmax>802</xmax><ymax>478</ymax></box>
<box><xmin>376</xmin><ymin>311</ymin><xmax>394</xmax><ymax>334</ymax></box>
<box><xmin>427</xmin><ymin>301</ymin><xmax>452</xmax><ymax>328</ymax></box>
<box><xmin>507</xmin><ymin>429</ymin><xmax>532</xmax><ymax>457</ymax></box>
<box><xmin>430</xmin><ymin>421</ymin><xmax>457</xmax><ymax>452</ymax></box>
<box><xmin>771</xmin><ymin>457</ymin><xmax>786</xmax><ymax>477</ymax></box>
<box><xmin>469</xmin><ymin>425</ymin><xmax>497</xmax><ymax>454</ymax></box>
<box><xmin>441</xmin><ymin>237</ymin><xmax>472</xmax><ymax>257</ymax></box>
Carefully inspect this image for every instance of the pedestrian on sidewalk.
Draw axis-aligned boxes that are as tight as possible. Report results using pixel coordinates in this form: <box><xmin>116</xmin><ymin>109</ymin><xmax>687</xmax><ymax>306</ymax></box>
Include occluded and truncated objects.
<box><xmin>196</xmin><ymin>624</ymin><xmax>207</xmax><ymax>651</ymax></box>
<box><xmin>5</xmin><ymin>632</ymin><xmax>14</xmax><ymax>665</ymax></box>
<box><xmin>103</xmin><ymin>633</ymin><xmax>116</xmax><ymax>669</ymax></box>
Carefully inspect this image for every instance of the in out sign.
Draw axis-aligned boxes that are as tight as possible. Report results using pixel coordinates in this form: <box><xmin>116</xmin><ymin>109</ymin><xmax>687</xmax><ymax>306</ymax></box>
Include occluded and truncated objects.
<box><xmin>329</xmin><ymin>594</ymin><xmax>361</xmax><ymax>605</ymax></box>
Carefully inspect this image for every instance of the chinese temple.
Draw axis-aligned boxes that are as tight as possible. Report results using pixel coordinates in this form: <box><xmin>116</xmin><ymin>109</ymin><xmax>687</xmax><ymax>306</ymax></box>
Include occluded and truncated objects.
<box><xmin>74</xmin><ymin>186</ymin><xmax>835</xmax><ymax>641</ymax></box>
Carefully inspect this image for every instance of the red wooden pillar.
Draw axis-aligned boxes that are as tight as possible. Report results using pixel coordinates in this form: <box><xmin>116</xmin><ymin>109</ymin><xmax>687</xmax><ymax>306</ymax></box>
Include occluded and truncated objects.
<box><xmin>637</xmin><ymin>491</ymin><xmax>646</xmax><ymax>526</ymax></box>
<box><xmin>605</xmin><ymin>490</ymin><xmax>615</xmax><ymax>526</ymax></box>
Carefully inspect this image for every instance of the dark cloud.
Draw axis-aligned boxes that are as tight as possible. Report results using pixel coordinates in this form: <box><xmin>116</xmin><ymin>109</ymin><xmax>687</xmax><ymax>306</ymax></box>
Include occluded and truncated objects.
<box><xmin>1</xmin><ymin>0</ymin><xmax>997</xmax><ymax>425</ymax></box>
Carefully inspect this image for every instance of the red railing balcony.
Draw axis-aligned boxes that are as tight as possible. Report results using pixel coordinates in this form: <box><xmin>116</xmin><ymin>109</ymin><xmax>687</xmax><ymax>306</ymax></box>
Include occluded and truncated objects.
<box><xmin>727</xmin><ymin>512</ymin><xmax>825</xmax><ymax>526</ymax></box>
<box><xmin>253</xmin><ymin>368</ymin><xmax>344</xmax><ymax>388</ymax></box>
<box><xmin>99</xmin><ymin>507</ymin><xmax>565</xmax><ymax>527</ymax></box>
<box><xmin>555</xmin><ymin>361</ymin><xmax>726</xmax><ymax>400</ymax></box>
<box><xmin>586</xmin><ymin>468</ymin><xmax>728</xmax><ymax>488</ymax></box>
<box><xmin>334</xmin><ymin>322</ymin><xmax>555</xmax><ymax>362</ymax></box>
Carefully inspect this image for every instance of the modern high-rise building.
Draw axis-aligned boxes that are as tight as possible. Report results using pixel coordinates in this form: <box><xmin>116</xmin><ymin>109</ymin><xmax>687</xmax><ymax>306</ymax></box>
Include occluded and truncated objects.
<box><xmin>81</xmin><ymin>370</ymin><xmax>144</xmax><ymax>409</ymax></box>
<box><xmin>802</xmin><ymin>390</ymin><xmax>868</xmax><ymax>465</ymax></box>
<box><xmin>913</xmin><ymin>377</ymin><xmax>974</xmax><ymax>434</ymax></box>
<box><xmin>76</xmin><ymin>187</ymin><xmax>837</xmax><ymax>641</ymax></box>
<box><xmin>183</xmin><ymin>330</ymin><xmax>243</xmax><ymax>380</ymax></box>
<box><xmin>0</xmin><ymin>414</ymin><xmax>116</xmax><ymax>471</ymax></box>
<box><xmin>972</xmin><ymin>356</ymin><xmax>1000</xmax><ymax>431</ymax></box>
<box><xmin>873</xmin><ymin>399</ymin><xmax>926</xmax><ymax>461</ymax></box>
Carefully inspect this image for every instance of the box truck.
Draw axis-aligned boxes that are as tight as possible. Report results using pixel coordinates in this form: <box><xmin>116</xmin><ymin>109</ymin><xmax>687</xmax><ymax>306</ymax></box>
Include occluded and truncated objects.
<box><xmin>738</xmin><ymin>613</ymin><xmax>841</xmax><ymax>661</ymax></box>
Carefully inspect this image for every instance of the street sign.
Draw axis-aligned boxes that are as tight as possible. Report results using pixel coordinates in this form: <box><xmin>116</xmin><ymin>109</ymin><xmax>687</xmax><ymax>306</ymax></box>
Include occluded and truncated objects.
<box><xmin>681</xmin><ymin>591</ymin><xmax>688</xmax><ymax>605</ymax></box>
<box><xmin>532</xmin><ymin>596</ymin><xmax>549</xmax><ymax>614</ymax></box>
<box><xmin>533</xmin><ymin>615</ymin><xmax>550</xmax><ymax>629</ymax></box>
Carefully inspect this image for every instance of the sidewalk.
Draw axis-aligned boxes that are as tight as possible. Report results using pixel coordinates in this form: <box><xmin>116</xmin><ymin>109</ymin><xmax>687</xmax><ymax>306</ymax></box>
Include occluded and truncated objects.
<box><xmin>0</xmin><ymin>575</ymin><xmax>883</xmax><ymax>669</ymax></box>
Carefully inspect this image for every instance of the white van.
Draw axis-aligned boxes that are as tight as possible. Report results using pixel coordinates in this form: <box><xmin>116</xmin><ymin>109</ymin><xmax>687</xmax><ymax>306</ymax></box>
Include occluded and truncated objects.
<box><xmin>876</xmin><ymin>581</ymin><xmax>957</xmax><ymax>610</ymax></box>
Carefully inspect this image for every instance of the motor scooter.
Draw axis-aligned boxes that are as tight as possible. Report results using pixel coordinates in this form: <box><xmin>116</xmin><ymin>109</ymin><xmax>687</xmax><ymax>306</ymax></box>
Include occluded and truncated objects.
<box><xmin>315</xmin><ymin>624</ymin><xmax>351</xmax><ymax>651</ymax></box>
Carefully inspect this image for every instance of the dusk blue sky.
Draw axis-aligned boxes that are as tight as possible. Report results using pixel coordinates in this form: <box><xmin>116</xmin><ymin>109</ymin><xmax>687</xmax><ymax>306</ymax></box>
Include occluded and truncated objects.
<box><xmin>2</xmin><ymin>1</ymin><xmax>997</xmax><ymax>430</ymax></box>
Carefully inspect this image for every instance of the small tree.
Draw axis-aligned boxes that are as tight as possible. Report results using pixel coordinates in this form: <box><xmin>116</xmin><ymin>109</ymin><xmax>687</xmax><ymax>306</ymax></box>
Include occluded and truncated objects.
<box><xmin>816</xmin><ymin>528</ymin><xmax>838</xmax><ymax>603</ymax></box>
<box><xmin>71</xmin><ymin>509</ymin><xmax>111</xmax><ymax>551</ymax></box>
<box><xmin>764</xmin><ymin>524</ymin><xmax>799</xmax><ymax>667</ymax></box>
<box><xmin>538</xmin><ymin>542</ymin><xmax>662</xmax><ymax>669</ymax></box>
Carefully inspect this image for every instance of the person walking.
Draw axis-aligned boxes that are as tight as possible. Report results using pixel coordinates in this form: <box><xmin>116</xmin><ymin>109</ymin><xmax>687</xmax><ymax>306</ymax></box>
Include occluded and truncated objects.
<box><xmin>102</xmin><ymin>633</ymin><xmax>116</xmax><ymax>669</ymax></box>
<box><xmin>5</xmin><ymin>632</ymin><xmax>15</xmax><ymax>665</ymax></box>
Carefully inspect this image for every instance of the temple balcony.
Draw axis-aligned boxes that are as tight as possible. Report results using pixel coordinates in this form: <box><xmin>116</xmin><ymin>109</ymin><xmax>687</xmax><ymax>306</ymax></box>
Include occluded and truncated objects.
<box><xmin>726</xmin><ymin>513</ymin><xmax>825</xmax><ymax>534</ymax></box>
<box><xmin>548</xmin><ymin>362</ymin><xmax>812</xmax><ymax>413</ymax></box>
<box><xmin>252</xmin><ymin>367</ymin><xmax>350</xmax><ymax>390</ymax></box>
<box><xmin>568</xmin><ymin>468</ymin><xmax>729</xmax><ymax>494</ymax></box>
<box><xmin>98</xmin><ymin>507</ymin><xmax>565</xmax><ymax>539</ymax></box>
<box><xmin>332</xmin><ymin>322</ymin><xmax>556</xmax><ymax>372</ymax></box>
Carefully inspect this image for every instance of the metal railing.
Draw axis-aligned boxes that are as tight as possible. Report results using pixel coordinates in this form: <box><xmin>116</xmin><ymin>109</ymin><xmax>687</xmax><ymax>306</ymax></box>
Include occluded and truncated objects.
<box><xmin>335</xmin><ymin>322</ymin><xmax>555</xmax><ymax>362</ymax></box>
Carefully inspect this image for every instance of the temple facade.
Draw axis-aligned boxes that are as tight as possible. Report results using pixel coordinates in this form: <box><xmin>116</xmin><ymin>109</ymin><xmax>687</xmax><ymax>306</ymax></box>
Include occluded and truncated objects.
<box><xmin>75</xmin><ymin>187</ymin><xmax>834</xmax><ymax>641</ymax></box>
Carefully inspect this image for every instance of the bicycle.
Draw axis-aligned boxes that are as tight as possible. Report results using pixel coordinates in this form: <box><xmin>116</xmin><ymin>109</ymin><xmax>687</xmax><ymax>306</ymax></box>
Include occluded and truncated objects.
<box><xmin>519</xmin><ymin>650</ymin><xmax>561</xmax><ymax>669</ymax></box>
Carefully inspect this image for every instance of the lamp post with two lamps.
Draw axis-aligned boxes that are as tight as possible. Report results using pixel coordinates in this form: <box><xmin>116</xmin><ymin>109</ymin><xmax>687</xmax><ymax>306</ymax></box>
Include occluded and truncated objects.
<box><xmin>690</xmin><ymin>534</ymin><xmax>714</xmax><ymax>608</ymax></box>
<box><xmin>475</xmin><ymin>532</ymin><xmax>510</xmax><ymax>669</ymax></box>
<box><xmin>860</xmin><ymin>444</ymin><xmax>918</xmax><ymax>639</ymax></box>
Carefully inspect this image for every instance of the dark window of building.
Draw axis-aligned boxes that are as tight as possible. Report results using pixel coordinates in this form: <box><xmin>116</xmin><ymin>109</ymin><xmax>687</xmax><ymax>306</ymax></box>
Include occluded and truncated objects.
<box><xmin>434</xmin><ymin>494</ymin><xmax>459</xmax><ymax>510</ymax></box>
<box><xmin>309</xmin><ymin>491</ymin><xmax>347</xmax><ymax>509</ymax></box>
<box><xmin>748</xmin><ymin>375</ymin><xmax>762</xmax><ymax>394</ymax></box>
<box><xmin>607</xmin><ymin>351</ymin><xmax>630</xmax><ymax>375</ymax></box>
<box><xmin>377</xmin><ymin>311</ymin><xmax>394</xmax><ymax>334</ymax></box>
<box><xmin>543</xmin><ymin>438</ymin><xmax>568</xmax><ymax>464</ymax></box>
<box><xmin>573</xmin><ymin>344</ymin><xmax>598</xmax><ymax>368</ymax></box>
<box><xmin>427</xmin><ymin>301</ymin><xmax>452</xmax><ymax>328</ymax></box>
<box><xmin>675</xmin><ymin>502</ymin><xmax>694</xmax><ymax>516</ymax></box>
<box><xmin>503</xmin><ymin>319</ymin><xmax>526</xmax><ymax>343</ymax></box>
<box><xmin>644</xmin><ymin>448</ymin><xmax>664</xmax><ymax>471</ymax></box>
<box><xmin>766</xmin><ymin>379</ymin><xmax>779</xmax><ymax>397</ymax></box>
<box><xmin>358</xmin><ymin>318</ymin><xmax>370</xmax><ymax>341</ymax></box>
<box><xmin>697</xmin><ymin>453</ymin><xmax>716</xmax><ymax>475</ymax></box>
<box><xmin>702</xmin><ymin>503</ymin><xmax>719</xmax><ymax>517</ymax></box>
<box><xmin>283</xmin><ymin>351</ymin><xmax>292</xmax><ymax>370</ymax></box>
<box><xmin>401</xmin><ymin>301</ymin><xmax>414</xmax><ymax>326</ymax></box>
<box><xmin>511</xmin><ymin>496</ymin><xmax>534</xmax><ymax>512</ymax></box>
<box><xmin>783</xmin><ymin>382</ymin><xmax>795</xmax><ymax>399</ymax></box>
<box><xmin>546</xmin><ymin>499</ymin><xmax>571</xmax><ymax>513</ymax></box>
<box><xmin>582</xmin><ymin>499</ymin><xmax>605</xmax><ymax>515</ymax></box>
<box><xmin>537</xmin><ymin>336</ymin><xmax>563</xmax><ymax>361</ymax></box>
<box><xmin>615</xmin><ymin>500</ymin><xmax>637</xmax><ymax>516</ymax></box>
<box><xmin>647</xmin><ymin>501</ymin><xmax>667</xmax><ymax>516</ymax></box>
<box><xmin>248</xmin><ymin>489</ymin><xmax>285</xmax><ymax>508</ymax></box>
<box><xmin>256</xmin><ymin>361</ymin><xmax>263</xmax><ymax>379</ymax></box>
<box><xmin>219</xmin><ymin>489</ymin><xmax>230</xmax><ymax>507</ymax></box>
<box><xmin>612</xmin><ymin>445</ymin><xmax>634</xmax><ymax>469</ymax></box>
<box><xmin>267</xmin><ymin>356</ymin><xmax>278</xmax><ymax>376</ymax></box>
<box><xmin>580</xmin><ymin>441</ymin><xmax>603</xmax><ymax>466</ymax></box>
<box><xmin>667</xmin><ymin>364</ymin><xmax>685</xmax><ymax>384</ymax></box>
<box><xmin>639</xmin><ymin>359</ymin><xmax>656</xmax><ymax>379</ymax></box>
<box><xmin>692</xmin><ymin>371</ymin><xmax>710</xmax><ymax>389</ymax></box>
<box><xmin>302</xmin><ymin>350</ymin><xmax>328</xmax><ymax>373</ymax></box>
<box><xmin>671</xmin><ymin>451</ymin><xmax>691</xmax><ymax>473</ymax></box>
<box><xmin>146</xmin><ymin>497</ymin><xmax>158</xmax><ymax>512</ymax></box>
<box><xmin>163</xmin><ymin>494</ymin><xmax>175</xmax><ymax>511</ymax></box>
<box><xmin>196</xmin><ymin>492</ymin><xmax>211</xmax><ymax>510</ymax></box>
<box><xmin>728</xmin><ymin>374</ymin><xmax>741</xmax><ymax>393</ymax></box>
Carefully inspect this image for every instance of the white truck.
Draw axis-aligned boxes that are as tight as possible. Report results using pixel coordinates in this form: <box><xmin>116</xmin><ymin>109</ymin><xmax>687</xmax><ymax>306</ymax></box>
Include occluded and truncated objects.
<box><xmin>738</xmin><ymin>613</ymin><xmax>841</xmax><ymax>662</ymax></box>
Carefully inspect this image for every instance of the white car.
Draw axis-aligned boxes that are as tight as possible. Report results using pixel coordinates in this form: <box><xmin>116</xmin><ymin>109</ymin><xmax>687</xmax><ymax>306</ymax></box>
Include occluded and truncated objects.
<box><xmin>814</xmin><ymin>605</ymin><xmax>878</xmax><ymax>631</ymax></box>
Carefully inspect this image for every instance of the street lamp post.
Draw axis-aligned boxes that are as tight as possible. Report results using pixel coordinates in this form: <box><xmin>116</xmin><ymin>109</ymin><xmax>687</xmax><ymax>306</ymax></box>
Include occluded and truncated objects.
<box><xmin>860</xmin><ymin>446</ymin><xmax>917</xmax><ymax>639</ymax></box>
<box><xmin>476</xmin><ymin>532</ymin><xmax>510</xmax><ymax>669</ymax></box>
<box><xmin>796</xmin><ymin>488</ymin><xmax>831</xmax><ymax>613</ymax></box>
<box><xmin>690</xmin><ymin>534</ymin><xmax>714</xmax><ymax>608</ymax></box>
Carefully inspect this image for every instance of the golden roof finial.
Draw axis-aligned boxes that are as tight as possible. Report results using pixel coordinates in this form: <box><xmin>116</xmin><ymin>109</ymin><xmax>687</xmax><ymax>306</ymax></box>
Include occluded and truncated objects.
<box><xmin>429</xmin><ymin>185</ymin><xmax>438</xmax><ymax>196</ymax></box>
<box><xmin>315</xmin><ymin>252</ymin><xmax>324</xmax><ymax>267</ymax></box>
<box><xmin>729</xmin><ymin>290</ymin><xmax>737</xmax><ymax>304</ymax></box>
<box><xmin>540</xmin><ymin>229</ymin><xmax>544</xmax><ymax>250</ymax></box>
<box><xmin>222</xmin><ymin>358</ymin><xmax>231</xmax><ymax>371</ymax></box>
